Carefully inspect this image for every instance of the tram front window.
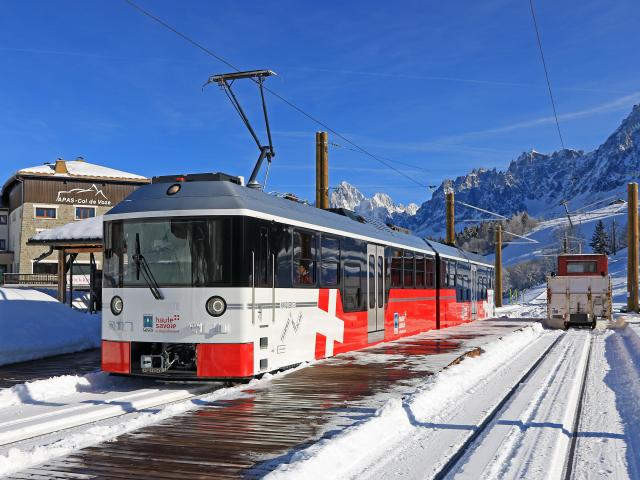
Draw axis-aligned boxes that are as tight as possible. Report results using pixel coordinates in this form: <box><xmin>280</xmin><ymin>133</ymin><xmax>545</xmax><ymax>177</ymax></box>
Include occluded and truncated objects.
<box><xmin>104</xmin><ymin>218</ymin><xmax>230</xmax><ymax>287</ymax></box>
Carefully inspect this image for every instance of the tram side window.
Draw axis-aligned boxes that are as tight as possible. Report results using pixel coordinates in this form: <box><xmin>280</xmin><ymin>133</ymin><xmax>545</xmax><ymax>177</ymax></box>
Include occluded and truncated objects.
<box><xmin>425</xmin><ymin>257</ymin><xmax>435</xmax><ymax>288</ymax></box>
<box><xmin>390</xmin><ymin>249</ymin><xmax>403</xmax><ymax>287</ymax></box>
<box><xmin>404</xmin><ymin>251</ymin><xmax>414</xmax><ymax>288</ymax></box>
<box><xmin>343</xmin><ymin>263</ymin><xmax>362</xmax><ymax>311</ymax></box>
<box><xmin>293</xmin><ymin>230</ymin><xmax>316</xmax><ymax>286</ymax></box>
<box><xmin>320</xmin><ymin>235</ymin><xmax>340</xmax><ymax>287</ymax></box>
<box><xmin>103</xmin><ymin>221</ymin><xmax>123</xmax><ymax>288</ymax></box>
<box><xmin>415</xmin><ymin>254</ymin><xmax>425</xmax><ymax>288</ymax></box>
<box><xmin>439</xmin><ymin>259</ymin><xmax>447</xmax><ymax>288</ymax></box>
<box><xmin>465</xmin><ymin>275</ymin><xmax>471</xmax><ymax>301</ymax></box>
<box><xmin>273</xmin><ymin>226</ymin><xmax>292</xmax><ymax>288</ymax></box>
<box><xmin>448</xmin><ymin>261</ymin><xmax>457</xmax><ymax>288</ymax></box>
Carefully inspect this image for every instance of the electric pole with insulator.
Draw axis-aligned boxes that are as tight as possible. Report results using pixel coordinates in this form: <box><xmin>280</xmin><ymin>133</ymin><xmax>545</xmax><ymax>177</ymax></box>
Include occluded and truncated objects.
<box><xmin>315</xmin><ymin>132</ymin><xmax>329</xmax><ymax>209</ymax></box>
<box><xmin>495</xmin><ymin>224</ymin><xmax>503</xmax><ymax>308</ymax></box>
<box><xmin>628</xmin><ymin>182</ymin><xmax>639</xmax><ymax>312</ymax></box>
<box><xmin>445</xmin><ymin>191</ymin><xmax>455</xmax><ymax>245</ymax></box>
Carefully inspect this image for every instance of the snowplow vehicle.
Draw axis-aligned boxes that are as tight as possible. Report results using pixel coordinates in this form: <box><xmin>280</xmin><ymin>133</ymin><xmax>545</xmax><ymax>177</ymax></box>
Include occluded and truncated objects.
<box><xmin>546</xmin><ymin>253</ymin><xmax>612</xmax><ymax>329</ymax></box>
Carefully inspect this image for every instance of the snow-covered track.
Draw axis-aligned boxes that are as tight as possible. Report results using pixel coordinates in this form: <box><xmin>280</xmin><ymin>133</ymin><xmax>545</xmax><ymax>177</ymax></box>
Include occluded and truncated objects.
<box><xmin>0</xmin><ymin>376</ymin><xmax>218</xmax><ymax>447</ymax></box>
<box><xmin>445</xmin><ymin>330</ymin><xmax>593</xmax><ymax>480</ymax></box>
<box><xmin>434</xmin><ymin>332</ymin><xmax>568</xmax><ymax>480</ymax></box>
<box><xmin>0</xmin><ymin>349</ymin><xmax>100</xmax><ymax>389</ymax></box>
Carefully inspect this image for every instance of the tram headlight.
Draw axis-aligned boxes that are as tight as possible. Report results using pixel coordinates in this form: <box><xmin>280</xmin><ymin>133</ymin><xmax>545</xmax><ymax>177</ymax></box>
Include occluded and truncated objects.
<box><xmin>110</xmin><ymin>296</ymin><xmax>124</xmax><ymax>316</ymax></box>
<box><xmin>205</xmin><ymin>296</ymin><xmax>226</xmax><ymax>317</ymax></box>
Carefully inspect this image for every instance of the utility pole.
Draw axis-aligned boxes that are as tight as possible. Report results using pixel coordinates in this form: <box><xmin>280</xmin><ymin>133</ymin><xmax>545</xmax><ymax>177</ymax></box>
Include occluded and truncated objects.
<box><xmin>495</xmin><ymin>224</ymin><xmax>503</xmax><ymax>308</ymax></box>
<box><xmin>563</xmin><ymin>232</ymin><xmax>568</xmax><ymax>253</ymax></box>
<box><xmin>315</xmin><ymin>131</ymin><xmax>329</xmax><ymax>209</ymax></box>
<box><xmin>628</xmin><ymin>182</ymin><xmax>639</xmax><ymax>312</ymax></box>
<box><xmin>445</xmin><ymin>191</ymin><xmax>455</xmax><ymax>245</ymax></box>
<box><xmin>611</xmin><ymin>218</ymin><xmax>617</xmax><ymax>255</ymax></box>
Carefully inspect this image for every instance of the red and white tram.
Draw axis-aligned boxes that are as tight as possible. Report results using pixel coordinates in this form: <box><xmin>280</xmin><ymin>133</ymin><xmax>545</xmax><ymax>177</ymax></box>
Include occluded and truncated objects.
<box><xmin>101</xmin><ymin>173</ymin><xmax>495</xmax><ymax>379</ymax></box>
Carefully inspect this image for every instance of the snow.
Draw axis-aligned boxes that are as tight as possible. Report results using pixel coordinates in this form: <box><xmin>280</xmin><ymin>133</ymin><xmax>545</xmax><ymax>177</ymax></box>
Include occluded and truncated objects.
<box><xmin>30</xmin><ymin>215</ymin><xmax>103</xmax><ymax>242</ymax></box>
<box><xmin>18</xmin><ymin>159</ymin><xmax>147</xmax><ymax>181</ymax></box>
<box><xmin>0</xmin><ymin>288</ymin><xmax>100</xmax><ymax>366</ymax></box>
<box><xmin>0</xmin><ymin>364</ymin><xmax>308</xmax><ymax>477</ymax></box>
<box><xmin>266</xmin><ymin>323</ymin><xmax>547</xmax><ymax>480</ymax></box>
<box><xmin>491</xmin><ymin>202</ymin><xmax>627</xmax><ymax>267</ymax></box>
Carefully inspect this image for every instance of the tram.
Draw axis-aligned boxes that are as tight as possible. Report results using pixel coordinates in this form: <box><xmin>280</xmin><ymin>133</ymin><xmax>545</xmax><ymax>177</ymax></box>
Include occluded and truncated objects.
<box><xmin>101</xmin><ymin>173</ymin><xmax>495</xmax><ymax>379</ymax></box>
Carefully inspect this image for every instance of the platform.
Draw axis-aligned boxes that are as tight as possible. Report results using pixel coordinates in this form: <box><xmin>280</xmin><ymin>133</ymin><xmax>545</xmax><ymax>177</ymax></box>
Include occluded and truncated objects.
<box><xmin>8</xmin><ymin>318</ymin><xmax>540</xmax><ymax>479</ymax></box>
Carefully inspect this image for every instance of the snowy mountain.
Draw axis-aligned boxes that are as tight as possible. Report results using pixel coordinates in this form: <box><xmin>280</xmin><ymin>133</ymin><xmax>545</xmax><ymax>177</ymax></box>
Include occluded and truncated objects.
<box><xmin>407</xmin><ymin>104</ymin><xmax>640</xmax><ymax>237</ymax></box>
<box><xmin>330</xmin><ymin>181</ymin><xmax>418</xmax><ymax>223</ymax></box>
<box><xmin>333</xmin><ymin>104</ymin><xmax>639</xmax><ymax>237</ymax></box>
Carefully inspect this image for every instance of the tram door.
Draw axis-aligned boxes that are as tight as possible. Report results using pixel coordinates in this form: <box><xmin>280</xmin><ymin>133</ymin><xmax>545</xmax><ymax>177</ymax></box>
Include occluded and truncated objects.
<box><xmin>470</xmin><ymin>264</ymin><xmax>478</xmax><ymax>320</ymax></box>
<box><xmin>367</xmin><ymin>245</ymin><xmax>386</xmax><ymax>342</ymax></box>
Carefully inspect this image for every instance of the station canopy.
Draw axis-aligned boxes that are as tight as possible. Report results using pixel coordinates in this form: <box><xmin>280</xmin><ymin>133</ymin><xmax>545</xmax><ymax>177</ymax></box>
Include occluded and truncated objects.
<box><xmin>28</xmin><ymin>215</ymin><xmax>103</xmax><ymax>247</ymax></box>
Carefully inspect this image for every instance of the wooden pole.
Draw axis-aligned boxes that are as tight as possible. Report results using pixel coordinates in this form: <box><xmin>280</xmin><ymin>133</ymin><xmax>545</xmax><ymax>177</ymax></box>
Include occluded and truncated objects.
<box><xmin>495</xmin><ymin>224</ymin><xmax>503</xmax><ymax>308</ymax></box>
<box><xmin>57</xmin><ymin>249</ymin><xmax>66</xmax><ymax>303</ymax></box>
<box><xmin>445</xmin><ymin>191</ymin><xmax>455</xmax><ymax>245</ymax></box>
<box><xmin>321</xmin><ymin>131</ymin><xmax>329</xmax><ymax>209</ymax></box>
<box><xmin>315</xmin><ymin>131</ymin><xmax>329</xmax><ymax>209</ymax></box>
<box><xmin>628</xmin><ymin>182</ymin><xmax>639</xmax><ymax>312</ymax></box>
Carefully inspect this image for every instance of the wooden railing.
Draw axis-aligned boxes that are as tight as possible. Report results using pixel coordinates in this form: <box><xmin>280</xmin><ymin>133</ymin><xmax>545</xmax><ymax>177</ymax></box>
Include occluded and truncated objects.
<box><xmin>2</xmin><ymin>273</ymin><xmax>59</xmax><ymax>286</ymax></box>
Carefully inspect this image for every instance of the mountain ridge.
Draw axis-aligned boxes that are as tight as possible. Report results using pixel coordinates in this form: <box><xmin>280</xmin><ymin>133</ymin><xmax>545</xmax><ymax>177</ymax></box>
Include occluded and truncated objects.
<box><xmin>333</xmin><ymin>104</ymin><xmax>640</xmax><ymax>237</ymax></box>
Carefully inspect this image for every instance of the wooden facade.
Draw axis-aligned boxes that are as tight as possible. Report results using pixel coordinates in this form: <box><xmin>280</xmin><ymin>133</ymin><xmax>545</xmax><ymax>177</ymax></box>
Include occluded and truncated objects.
<box><xmin>6</xmin><ymin>177</ymin><xmax>144</xmax><ymax>213</ymax></box>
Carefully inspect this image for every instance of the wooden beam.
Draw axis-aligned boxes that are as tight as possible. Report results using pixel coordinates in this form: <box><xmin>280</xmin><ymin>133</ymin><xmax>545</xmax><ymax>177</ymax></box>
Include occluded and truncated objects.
<box><xmin>57</xmin><ymin>249</ymin><xmax>66</xmax><ymax>303</ymax></box>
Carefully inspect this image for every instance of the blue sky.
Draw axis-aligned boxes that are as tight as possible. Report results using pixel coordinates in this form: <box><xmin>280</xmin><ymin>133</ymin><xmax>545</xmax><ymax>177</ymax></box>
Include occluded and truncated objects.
<box><xmin>0</xmin><ymin>0</ymin><xmax>638</xmax><ymax>205</ymax></box>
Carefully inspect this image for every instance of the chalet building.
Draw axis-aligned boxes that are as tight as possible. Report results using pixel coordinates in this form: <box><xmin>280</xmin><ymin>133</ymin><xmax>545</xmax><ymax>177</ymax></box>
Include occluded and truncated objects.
<box><xmin>0</xmin><ymin>157</ymin><xmax>149</xmax><ymax>276</ymax></box>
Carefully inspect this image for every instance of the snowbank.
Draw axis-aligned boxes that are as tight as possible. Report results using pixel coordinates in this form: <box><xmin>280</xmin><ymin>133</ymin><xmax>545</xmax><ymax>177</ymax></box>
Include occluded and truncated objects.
<box><xmin>266</xmin><ymin>323</ymin><xmax>544</xmax><ymax>479</ymax></box>
<box><xmin>0</xmin><ymin>372</ymin><xmax>123</xmax><ymax>409</ymax></box>
<box><xmin>0</xmin><ymin>288</ymin><xmax>100</xmax><ymax>366</ymax></box>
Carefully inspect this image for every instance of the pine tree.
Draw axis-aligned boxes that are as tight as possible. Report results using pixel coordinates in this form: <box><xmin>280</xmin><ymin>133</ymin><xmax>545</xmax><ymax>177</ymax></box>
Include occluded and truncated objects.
<box><xmin>590</xmin><ymin>220</ymin><xmax>611</xmax><ymax>254</ymax></box>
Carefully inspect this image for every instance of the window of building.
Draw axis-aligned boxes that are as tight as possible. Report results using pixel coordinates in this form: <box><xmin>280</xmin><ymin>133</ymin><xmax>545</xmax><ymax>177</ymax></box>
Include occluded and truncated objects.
<box><xmin>33</xmin><ymin>262</ymin><xmax>58</xmax><ymax>274</ymax></box>
<box><xmin>0</xmin><ymin>239</ymin><xmax>5</xmax><ymax>250</ymax></box>
<box><xmin>35</xmin><ymin>207</ymin><xmax>57</xmax><ymax>219</ymax></box>
<box><xmin>320</xmin><ymin>235</ymin><xmax>340</xmax><ymax>286</ymax></box>
<box><xmin>75</xmin><ymin>207</ymin><xmax>96</xmax><ymax>220</ymax></box>
<box><xmin>0</xmin><ymin>215</ymin><xmax>7</xmax><ymax>224</ymax></box>
<box><xmin>293</xmin><ymin>230</ymin><xmax>316</xmax><ymax>286</ymax></box>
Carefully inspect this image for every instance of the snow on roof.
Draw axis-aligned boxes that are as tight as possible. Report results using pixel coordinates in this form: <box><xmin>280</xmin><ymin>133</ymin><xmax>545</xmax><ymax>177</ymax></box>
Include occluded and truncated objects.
<box><xmin>18</xmin><ymin>160</ymin><xmax>148</xmax><ymax>181</ymax></box>
<box><xmin>30</xmin><ymin>215</ymin><xmax>103</xmax><ymax>243</ymax></box>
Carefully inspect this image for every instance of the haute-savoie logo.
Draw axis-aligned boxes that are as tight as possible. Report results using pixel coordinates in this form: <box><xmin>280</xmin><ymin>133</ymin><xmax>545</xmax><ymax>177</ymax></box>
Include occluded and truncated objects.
<box><xmin>56</xmin><ymin>184</ymin><xmax>112</xmax><ymax>206</ymax></box>
<box><xmin>142</xmin><ymin>313</ymin><xmax>180</xmax><ymax>333</ymax></box>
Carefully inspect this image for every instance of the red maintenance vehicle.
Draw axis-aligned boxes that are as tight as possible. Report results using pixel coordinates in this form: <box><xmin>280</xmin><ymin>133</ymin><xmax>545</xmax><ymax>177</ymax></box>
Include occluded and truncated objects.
<box><xmin>547</xmin><ymin>253</ymin><xmax>612</xmax><ymax>329</ymax></box>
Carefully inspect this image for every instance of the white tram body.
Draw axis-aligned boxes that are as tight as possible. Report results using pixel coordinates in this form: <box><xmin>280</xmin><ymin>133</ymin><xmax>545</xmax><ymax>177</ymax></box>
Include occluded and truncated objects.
<box><xmin>102</xmin><ymin>174</ymin><xmax>495</xmax><ymax>379</ymax></box>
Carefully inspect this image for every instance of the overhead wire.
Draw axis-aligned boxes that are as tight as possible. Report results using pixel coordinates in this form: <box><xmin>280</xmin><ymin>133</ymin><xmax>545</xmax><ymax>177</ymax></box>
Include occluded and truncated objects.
<box><xmin>122</xmin><ymin>0</ymin><xmax>429</xmax><ymax>189</ymax></box>
<box><xmin>528</xmin><ymin>0</ymin><xmax>565</xmax><ymax>150</ymax></box>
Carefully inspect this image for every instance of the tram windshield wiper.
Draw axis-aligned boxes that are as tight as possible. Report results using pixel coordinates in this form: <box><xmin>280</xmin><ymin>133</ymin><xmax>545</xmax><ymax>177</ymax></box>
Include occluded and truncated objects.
<box><xmin>132</xmin><ymin>233</ymin><xmax>163</xmax><ymax>300</ymax></box>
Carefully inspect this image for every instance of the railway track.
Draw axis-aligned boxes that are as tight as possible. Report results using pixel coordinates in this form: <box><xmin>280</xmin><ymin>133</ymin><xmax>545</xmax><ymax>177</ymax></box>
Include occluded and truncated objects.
<box><xmin>436</xmin><ymin>330</ymin><xmax>594</xmax><ymax>480</ymax></box>
<box><xmin>2</xmin><ymin>319</ymin><xmax>535</xmax><ymax>479</ymax></box>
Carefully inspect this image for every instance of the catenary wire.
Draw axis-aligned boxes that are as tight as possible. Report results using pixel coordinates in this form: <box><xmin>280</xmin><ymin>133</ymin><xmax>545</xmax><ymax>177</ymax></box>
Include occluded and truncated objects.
<box><xmin>528</xmin><ymin>0</ymin><xmax>565</xmax><ymax>150</ymax></box>
<box><xmin>122</xmin><ymin>0</ymin><xmax>429</xmax><ymax>188</ymax></box>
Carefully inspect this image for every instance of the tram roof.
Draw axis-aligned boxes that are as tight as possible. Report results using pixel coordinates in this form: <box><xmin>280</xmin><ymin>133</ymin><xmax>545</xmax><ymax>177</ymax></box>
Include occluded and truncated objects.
<box><xmin>424</xmin><ymin>240</ymin><xmax>494</xmax><ymax>268</ymax></box>
<box><xmin>106</xmin><ymin>180</ymin><xmax>437</xmax><ymax>254</ymax></box>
